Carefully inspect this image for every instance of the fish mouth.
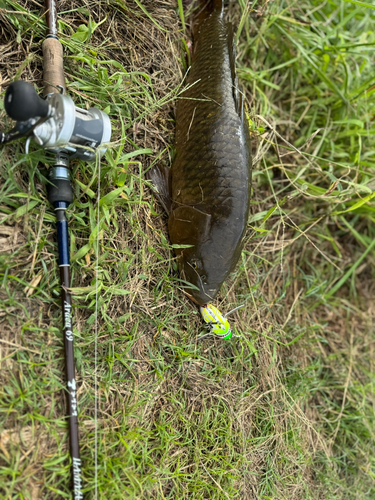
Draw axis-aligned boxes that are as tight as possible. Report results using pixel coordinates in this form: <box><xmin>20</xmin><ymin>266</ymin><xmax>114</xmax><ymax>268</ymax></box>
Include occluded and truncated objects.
<box><xmin>180</xmin><ymin>263</ymin><xmax>217</xmax><ymax>305</ymax></box>
<box><xmin>185</xmin><ymin>288</ymin><xmax>215</xmax><ymax>306</ymax></box>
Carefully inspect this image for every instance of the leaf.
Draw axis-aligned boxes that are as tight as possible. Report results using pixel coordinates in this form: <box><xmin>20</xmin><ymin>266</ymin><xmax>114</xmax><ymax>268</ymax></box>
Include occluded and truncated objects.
<box><xmin>262</xmin><ymin>197</ymin><xmax>288</xmax><ymax>224</ymax></box>
<box><xmin>89</xmin><ymin>218</ymin><xmax>105</xmax><ymax>245</ymax></box>
<box><xmin>119</xmin><ymin>148</ymin><xmax>153</xmax><ymax>162</ymax></box>
<box><xmin>9</xmin><ymin>193</ymin><xmax>40</xmax><ymax>199</ymax></box>
<box><xmin>249</xmin><ymin>226</ymin><xmax>271</xmax><ymax>233</ymax></box>
<box><xmin>105</xmin><ymin>287</ymin><xmax>131</xmax><ymax>296</ymax></box>
<box><xmin>324</xmin><ymin>237</ymin><xmax>375</xmax><ymax>299</ymax></box>
<box><xmin>14</xmin><ymin>201</ymin><xmax>39</xmax><ymax>219</ymax></box>
<box><xmin>342</xmin><ymin>0</ymin><xmax>375</xmax><ymax>9</ymax></box>
<box><xmin>248</xmin><ymin>210</ymin><xmax>280</xmax><ymax>224</ymax></box>
<box><xmin>76</xmin><ymin>179</ymin><xmax>95</xmax><ymax>199</ymax></box>
<box><xmin>177</xmin><ymin>0</ymin><xmax>185</xmax><ymax>32</ymax></box>
<box><xmin>72</xmin><ymin>244</ymin><xmax>92</xmax><ymax>262</ymax></box>
<box><xmin>160</xmin><ymin>233</ymin><xmax>168</xmax><ymax>246</ymax></box>
<box><xmin>72</xmin><ymin>25</ymin><xmax>89</xmax><ymax>43</ymax></box>
<box><xmin>262</xmin><ymin>206</ymin><xmax>278</xmax><ymax>223</ymax></box>
<box><xmin>99</xmin><ymin>187</ymin><xmax>126</xmax><ymax>207</ymax></box>
<box><xmin>24</xmin><ymin>273</ymin><xmax>43</xmax><ymax>297</ymax></box>
<box><xmin>333</xmin><ymin>119</ymin><xmax>364</xmax><ymax>128</ymax></box>
<box><xmin>71</xmin><ymin>17</ymin><xmax>107</xmax><ymax>43</ymax></box>
<box><xmin>70</xmin><ymin>284</ymin><xmax>100</xmax><ymax>296</ymax></box>
<box><xmin>171</xmin><ymin>244</ymin><xmax>194</xmax><ymax>249</ymax></box>
<box><xmin>332</xmin><ymin>191</ymin><xmax>375</xmax><ymax>215</ymax></box>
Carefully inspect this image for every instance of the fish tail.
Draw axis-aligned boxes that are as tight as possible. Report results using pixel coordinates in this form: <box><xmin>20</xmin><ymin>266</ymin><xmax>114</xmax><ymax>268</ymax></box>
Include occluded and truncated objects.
<box><xmin>199</xmin><ymin>0</ymin><xmax>223</xmax><ymax>10</ymax></box>
<box><xmin>195</xmin><ymin>0</ymin><xmax>224</xmax><ymax>22</ymax></box>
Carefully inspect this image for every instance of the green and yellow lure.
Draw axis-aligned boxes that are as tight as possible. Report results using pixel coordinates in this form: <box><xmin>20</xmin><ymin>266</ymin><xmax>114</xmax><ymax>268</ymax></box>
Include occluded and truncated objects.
<box><xmin>200</xmin><ymin>304</ymin><xmax>232</xmax><ymax>339</ymax></box>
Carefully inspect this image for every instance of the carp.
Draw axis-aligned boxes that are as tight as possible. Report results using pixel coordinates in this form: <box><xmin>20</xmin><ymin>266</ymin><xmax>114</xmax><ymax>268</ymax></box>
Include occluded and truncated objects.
<box><xmin>153</xmin><ymin>0</ymin><xmax>252</xmax><ymax>305</ymax></box>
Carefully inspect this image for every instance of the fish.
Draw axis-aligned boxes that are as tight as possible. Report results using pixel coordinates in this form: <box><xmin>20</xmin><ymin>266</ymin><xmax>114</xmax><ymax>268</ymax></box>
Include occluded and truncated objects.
<box><xmin>152</xmin><ymin>0</ymin><xmax>252</xmax><ymax>306</ymax></box>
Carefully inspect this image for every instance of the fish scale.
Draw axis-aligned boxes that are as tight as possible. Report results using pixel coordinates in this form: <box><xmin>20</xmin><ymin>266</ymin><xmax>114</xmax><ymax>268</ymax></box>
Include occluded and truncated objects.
<box><xmin>168</xmin><ymin>0</ymin><xmax>252</xmax><ymax>305</ymax></box>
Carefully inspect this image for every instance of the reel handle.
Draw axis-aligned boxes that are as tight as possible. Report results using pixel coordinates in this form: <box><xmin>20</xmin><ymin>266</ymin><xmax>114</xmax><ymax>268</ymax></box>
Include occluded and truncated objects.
<box><xmin>4</xmin><ymin>81</ymin><xmax>49</xmax><ymax>122</ymax></box>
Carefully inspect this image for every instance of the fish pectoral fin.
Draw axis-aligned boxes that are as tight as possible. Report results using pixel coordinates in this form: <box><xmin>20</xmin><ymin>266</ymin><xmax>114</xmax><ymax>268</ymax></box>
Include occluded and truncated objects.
<box><xmin>226</xmin><ymin>22</ymin><xmax>244</xmax><ymax>121</ymax></box>
<box><xmin>147</xmin><ymin>164</ymin><xmax>172</xmax><ymax>214</ymax></box>
<box><xmin>169</xmin><ymin>206</ymin><xmax>212</xmax><ymax>245</ymax></box>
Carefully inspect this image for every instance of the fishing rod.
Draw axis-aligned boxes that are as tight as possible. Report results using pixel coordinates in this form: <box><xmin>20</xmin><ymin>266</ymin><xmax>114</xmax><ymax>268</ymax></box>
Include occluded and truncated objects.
<box><xmin>42</xmin><ymin>3</ymin><xmax>84</xmax><ymax>495</ymax></box>
<box><xmin>1</xmin><ymin>1</ymin><xmax>111</xmax><ymax>497</ymax></box>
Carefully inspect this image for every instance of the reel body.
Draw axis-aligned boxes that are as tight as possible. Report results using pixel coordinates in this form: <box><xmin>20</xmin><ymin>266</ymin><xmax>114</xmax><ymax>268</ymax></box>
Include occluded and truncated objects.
<box><xmin>34</xmin><ymin>92</ymin><xmax>111</xmax><ymax>160</ymax></box>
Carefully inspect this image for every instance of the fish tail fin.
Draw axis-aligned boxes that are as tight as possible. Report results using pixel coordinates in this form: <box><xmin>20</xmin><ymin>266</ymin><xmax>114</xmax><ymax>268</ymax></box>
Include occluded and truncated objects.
<box><xmin>195</xmin><ymin>0</ymin><xmax>224</xmax><ymax>21</ymax></box>
<box><xmin>201</xmin><ymin>0</ymin><xmax>223</xmax><ymax>10</ymax></box>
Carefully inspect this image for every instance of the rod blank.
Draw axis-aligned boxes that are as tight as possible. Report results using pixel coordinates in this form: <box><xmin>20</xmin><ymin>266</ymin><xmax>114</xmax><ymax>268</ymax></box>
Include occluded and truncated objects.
<box><xmin>43</xmin><ymin>0</ymin><xmax>65</xmax><ymax>95</ymax></box>
<box><xmin>45</xmin><ymin>0</ymin><xmax>58</xmax><ymax>37</ymax></box>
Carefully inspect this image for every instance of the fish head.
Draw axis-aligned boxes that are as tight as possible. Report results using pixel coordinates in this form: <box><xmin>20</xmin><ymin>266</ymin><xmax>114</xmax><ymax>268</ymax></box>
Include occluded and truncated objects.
<box><xmin>169</xmin><ymin>205</ymin><xmax>236</xmax><ymax>305</ymax></box>
<box><xmin>177</xmin><ymin>243</ymin><xmax>224</xmax><ymax>305</ymax></box>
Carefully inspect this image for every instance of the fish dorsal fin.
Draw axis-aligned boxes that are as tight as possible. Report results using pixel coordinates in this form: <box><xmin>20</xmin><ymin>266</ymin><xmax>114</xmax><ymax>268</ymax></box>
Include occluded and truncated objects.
<box><xmin>169</xmin><ymin>205</ymin><xmax>212</xmax><ymax>246</ymax></box>
<box><xmin>226</xmin><ymin>22</ymin><xmax>244</xmax><ymax>120</ymax></box>
<box><xmin>147</xmin><ymin>165</ymin><xmax>172</xmax><ymax>214</ymax></box>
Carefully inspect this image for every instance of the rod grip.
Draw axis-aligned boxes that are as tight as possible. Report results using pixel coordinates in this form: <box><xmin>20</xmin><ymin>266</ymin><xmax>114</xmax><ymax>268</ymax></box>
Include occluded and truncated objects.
<box><xmin>42</xmin><ymin>37</ymin><xmax>66</xmax><ymax>96</ymax></box>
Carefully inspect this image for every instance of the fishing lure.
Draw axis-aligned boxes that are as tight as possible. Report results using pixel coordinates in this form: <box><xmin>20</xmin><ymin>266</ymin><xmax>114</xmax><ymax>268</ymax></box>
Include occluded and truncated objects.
<box><xmin>200</xmin><ymin>304</ymin><xmax>232</xmax><ymax>338</ymax></box>
<box><xmin>199</xmin><ymin>303</ymin><xmax>244</xmax><ymax>341</ymax></box>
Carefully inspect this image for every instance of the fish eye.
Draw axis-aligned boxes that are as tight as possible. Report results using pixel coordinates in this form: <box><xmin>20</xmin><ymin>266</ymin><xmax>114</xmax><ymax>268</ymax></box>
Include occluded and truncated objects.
<box><xmin>190</xmin><ymin>258</ymin><xmax>202</xmax><ymax>271</ymax></box>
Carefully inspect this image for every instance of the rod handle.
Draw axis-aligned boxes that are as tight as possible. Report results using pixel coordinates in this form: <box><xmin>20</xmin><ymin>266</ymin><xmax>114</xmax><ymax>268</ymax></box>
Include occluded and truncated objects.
<box><xmin>42</xmin><ymin>37</ymin><xmax>66</xmax><ymax>96</ymax></box>
<box><xmin>4</xmin><ymin>81</ymin><xmax>49</xmax><ymax>121</ymax></box>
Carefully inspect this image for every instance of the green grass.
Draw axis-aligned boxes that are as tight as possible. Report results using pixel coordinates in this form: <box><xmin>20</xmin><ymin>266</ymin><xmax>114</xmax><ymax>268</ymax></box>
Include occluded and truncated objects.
<box><xmin>0</xmin><ymin>0</ymin><xmax>375</xmax><ymax>498</ymax></box>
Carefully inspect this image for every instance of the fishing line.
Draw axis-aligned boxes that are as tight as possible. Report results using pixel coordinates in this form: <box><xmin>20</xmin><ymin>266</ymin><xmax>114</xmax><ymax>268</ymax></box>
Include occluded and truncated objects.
<box><xmin>94</xmin><ymin>153</ymin><xmax>101</xmax><ymax>500</ymax></box>
<box><xmin>241</xmin><ymin>316</ymin><xmax>246</xmax><ymax>494</ymax></box>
